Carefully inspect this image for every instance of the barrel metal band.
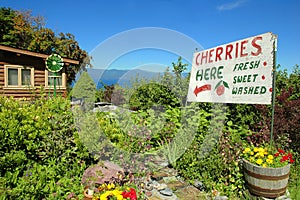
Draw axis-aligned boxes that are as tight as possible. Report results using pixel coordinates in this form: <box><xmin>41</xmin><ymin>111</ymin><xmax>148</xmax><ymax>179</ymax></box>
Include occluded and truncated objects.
<box><xmin>246</xmin><ymin>183</ymin><xmax>287</xmax><ymax>198</ymax></box>
<box><xmin>244</xmin><ymin>168</ymin><xmax>290</xmax><ymax>180</ymax></box>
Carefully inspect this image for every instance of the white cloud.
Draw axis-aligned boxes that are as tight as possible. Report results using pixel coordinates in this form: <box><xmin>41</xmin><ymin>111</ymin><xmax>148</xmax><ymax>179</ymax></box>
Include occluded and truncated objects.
<box><xmin>217</xmin><ymin>0</ymin><xmax>248</xmax><ymax>11</ymax></box>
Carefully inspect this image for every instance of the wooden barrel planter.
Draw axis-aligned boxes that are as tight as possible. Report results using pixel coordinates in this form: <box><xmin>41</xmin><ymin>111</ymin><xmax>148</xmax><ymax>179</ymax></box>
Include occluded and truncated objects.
<box><xmin>242</xmin><ymin>159</ymin><xmax>290</xmax><ymax>198</ymax></box>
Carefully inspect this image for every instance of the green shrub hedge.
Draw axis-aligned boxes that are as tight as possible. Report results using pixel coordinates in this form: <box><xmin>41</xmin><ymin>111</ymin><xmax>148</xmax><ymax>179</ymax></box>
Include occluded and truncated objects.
<box><xmin>0</xmin><ymin>96</ymin><xmax>95</xmax><ymax>199</ymax></box>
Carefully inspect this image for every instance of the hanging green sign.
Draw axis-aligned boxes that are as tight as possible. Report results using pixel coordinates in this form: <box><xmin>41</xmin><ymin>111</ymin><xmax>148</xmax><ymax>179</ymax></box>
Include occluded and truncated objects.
<box><xmin>45</xmin><ymin>54</ymin><xmax>64</xmax><ymax>97</ymax></box>
<box><xmin>46</xmin><ymin>54</ymin><xmax>64</xmax><ymax>72</ymax></box>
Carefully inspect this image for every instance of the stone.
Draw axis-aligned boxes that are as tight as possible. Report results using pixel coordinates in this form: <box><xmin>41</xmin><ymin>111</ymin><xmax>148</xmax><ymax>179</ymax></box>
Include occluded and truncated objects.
<box><xmin>147</xmin><ymin>189</ymin><xmax>178</xmax><ymax>200</ymax></box>
<box><xmin>151</xmin><ymin>180</ymin><xmax>168</xmax><ymax>191</ymax></box>
<box><xmin>193</xmin><ymin>180</ymin><xmax>206</xmax><ymax>191</ymax></box>
<box><xmin>151</xmin><ymin>180</ymin><xmax>161</xmax><ymax>189</ymax></box>
<box><xmin>81</xmin><ymin>161</ymin><xmax>124</xmax><ymax>185</ymax></box>
<box><xmin>214</xmin><ymin>196</ymin><xmax>228</xmax><ymax>200</ymax></box>
<box><xmin>159</xmin><ymin>188</ymin><xmax>173</xmax><ymax>196</ymax></box>
<box><xmin>145</xmin><ymin>191</ymin><xmax>153</xmax><ymax>197</ymax></box>
<box><xmin>174</xmin><ymin>185</ymin><xmax>207</xmax><ymax>200</ymax></box>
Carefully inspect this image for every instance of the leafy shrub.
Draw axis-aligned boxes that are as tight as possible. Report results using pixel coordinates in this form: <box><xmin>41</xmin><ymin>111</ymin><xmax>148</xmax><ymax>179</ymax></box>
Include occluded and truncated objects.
<box><xmin>129</xmin><ymin>82</ymin><xmax>181</xmax><ymax>111</ymax></box>
<box><xmin>0</xmin><ymin>96</ymin><xmax>95</xmax><ymax>199</ymax></box>
<box><xmin>174</xmin><ymin>108</ymin><xmax>248</xmax><ymax>198</ymax></box>
<box><xmin>254</xmin><ymin>88</ymin><xmax>300</xmax><ymax>152</ymax></box>
<box><xmin>96</xmin><ymin>106</ymin><xmax>181</xmax><ymax>154</ymax></box>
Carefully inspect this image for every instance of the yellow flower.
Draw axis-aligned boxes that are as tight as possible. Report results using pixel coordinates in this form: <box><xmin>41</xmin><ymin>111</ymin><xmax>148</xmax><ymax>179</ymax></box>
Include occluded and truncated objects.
<box><xmin>258</xmin><ymin>147</ymin><xmax>264</xmax><ymax>152</ymax></box>
<box><xmin>256</xmin><ymin>158</ymin><xmax>263</xmax><ymax>165</ymax></box>
<box><xmin>250</xmin><ymin>151</ymin><xmax>254</xmax><ymax>155</ymax></box>
<box><xmin>254</xmin><ymin>147</ymin><xmax>259</xmax><ymax>152</ymax></box>
<box><xmin>107</xmin><ymin>183</ymin><xmax>115</xmax><ymax>190</ymax></box>
<box><xmin>262</xmin><ymin>163</ymin><xmax>267</xmax><ymax>167</ymax></box>
<box><xmin>266</xmin><ymin>159</ymin><xmax>273</xmax><ymax>164</ymax></box>
<box><xmin>116</xmin><ymin>194</ymin><xmax>124</xmax><ymax>200</ymax></box>
<box><xmin>267</xmin><ymin>155</ymin><xmax>274</xmax><ymax>160</ymax></box>
<box><xmin>100</xmin><ymin>191</ymin><xmax>112</xmax><ymax>200</ymax></box>
<box><xmin>243</xmin><ymin>148</ymin><xmax>251</xmax><ymax>154</ymax></box>
<box><xmin>112</xmin><ymin>189</ymin><xmax>122</xmax><ymax>196</ymax></box>
<box><xmin>258</xmin><ymin>152</ymin><xmax>265</xmax><ymax>157</ymax></box>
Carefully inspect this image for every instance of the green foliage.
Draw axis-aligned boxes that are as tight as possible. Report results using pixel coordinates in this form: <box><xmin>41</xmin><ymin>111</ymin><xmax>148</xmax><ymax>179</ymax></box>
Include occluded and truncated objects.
<box><xmin>0</xmin><ymin>7</ymin><xmax>16</xmax><ymax>45</ymax></box>
<box><xmin>227</xmin><ymin>104</ymin><xmax>262</xmax><ymax>130</ymax></box>
<box><xmin>276</xmin><ymin>64</ymin><xmax>300</xmax><ymax>100</ymax></box>
<box><xmin>72</xmin><ymin>71</ymin><xmax>97</xmax><ymax>109</ymax></box>
<box><xmin>71</xmin><ymin>60</ymin><xmax>300</xmax><ymax>198</ymax></box>
<box><xmin>173</xmin><ymin>105</ymin><xmax>248</xmax><ymax>198</ymax></box>
<box><xmin>0</xmin><ymin>96</ymin><xmax>95</xmax><ymax>199</ymax></box>
<box><xmin>96</xmin><ymin>107</ymin><xmax>181</xmax><ymax>154</ymax></box>
<box><xmin>129</xmin><ymin>82</ymin><xmax>180</xmax><ymax>111</ymax></box>
<box><xmin>289</xmin><ymin>154</ymin><xmax>300</xmax><ymax>200</ymax></box>
<box><xmin>172</xmin><ymin>56</ymin><xmax>188</xmax><ymax>78</ymax></box>
<box><xmin>1</xmin><ymin>56</ymin><xmax>298</xmax><ymax>198</ymax></box>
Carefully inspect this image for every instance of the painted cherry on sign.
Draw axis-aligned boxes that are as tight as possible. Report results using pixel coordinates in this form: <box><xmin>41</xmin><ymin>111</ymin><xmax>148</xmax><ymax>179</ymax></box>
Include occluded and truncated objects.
<box><xmin>214</xmin><ymin>80</ymin><xmax>229</xmax><ymax>96</ymax></box>
<box><xmin>216</xmin><ymin>85</ymin><xmax>225</xmax><ymax>96</ymax></box>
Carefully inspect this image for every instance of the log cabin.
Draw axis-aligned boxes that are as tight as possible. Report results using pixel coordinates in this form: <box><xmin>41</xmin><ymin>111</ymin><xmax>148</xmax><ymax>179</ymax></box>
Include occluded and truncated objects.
<box><xmin>0</xmin><ymin>45</ymin><xmax>79</xmax><ymax>99</ymax></box>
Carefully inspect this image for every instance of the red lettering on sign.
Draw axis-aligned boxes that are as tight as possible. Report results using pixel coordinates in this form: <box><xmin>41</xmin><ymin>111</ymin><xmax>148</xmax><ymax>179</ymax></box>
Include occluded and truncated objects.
<box><xmin>195</xmin><ymin>52</ymin><xmax>200</xmax><ymax>65</ymax></box>
<box><xmin>208</xmin><ymin>49</ymin><xmax>214</xmax><ymax>63</ymax></box>
<box><xmin>225</xmin><ymin>44</ymin><xmax>233</xmax><ymax>60</ymax></box>
<box><xmin>201</xmin><ymin>51</ymin><xmax>208</xmax><ymax>65</ymax></box>
<box><xmin>215</xmin><ymin>47</ymin><xmax>223</xmax><ymax>62</ymax></box>
<box><xmin>251</xmin><ymin>36</ymin><xmax>262</xmax><ymax>56</ymax></box>
<box><xmin>235</xmin><ymin>42</ymin><xmax>239</xmax><ymax>58</ymax></box>
<box><xmin>195</xmin><ymin>35</ymin><xmax>264</xmax><ymax>66</ymax></box>
<box><xmin>240</xmin><ymin>40</ymin><xmax>248</xmax><ymax>57</ymax></box>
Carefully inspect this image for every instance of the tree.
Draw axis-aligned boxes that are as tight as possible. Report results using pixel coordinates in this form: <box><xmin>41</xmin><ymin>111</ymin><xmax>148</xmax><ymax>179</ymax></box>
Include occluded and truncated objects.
<box><xmin>0</xmin><ymin>7</ymin><xmax>88</xmax><ymax>85</ymax></box>
<box><xmin>170</xmin><ymin>56</ymin><xmax>189</xmax><ymax>105</ymax></box>
<box><xmin>172</xmin><ymin>56</ymin><xmax>188</xmax><ymax>78</ymax></box>
<box><xmin>72</xmin><ymin>71</ymin><xmax>96</xmax><ymax>109</ymax></box>
<box><xmin>0</xmin><ymin>8</ymin><xmax>17</xmax><ymax>46</ymax></box>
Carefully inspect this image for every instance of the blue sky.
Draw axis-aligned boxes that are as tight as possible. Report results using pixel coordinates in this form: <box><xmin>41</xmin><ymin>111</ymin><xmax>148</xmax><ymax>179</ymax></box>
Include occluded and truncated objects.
<box><xmin>1</xmin><ymin>0</ymin><xmax>299</xmax><ymax>73</ymax></box>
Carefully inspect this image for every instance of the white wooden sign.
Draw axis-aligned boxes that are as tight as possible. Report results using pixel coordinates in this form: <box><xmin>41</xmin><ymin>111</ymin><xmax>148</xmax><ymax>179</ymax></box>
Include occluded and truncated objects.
<box><xmin>187</xmin><ymin>32</ymin><xmax>277</xmax><ymax>104</ymax></box>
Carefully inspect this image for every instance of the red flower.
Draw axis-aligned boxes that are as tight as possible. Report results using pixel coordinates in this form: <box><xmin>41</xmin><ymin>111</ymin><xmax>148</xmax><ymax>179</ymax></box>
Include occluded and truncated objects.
<box><xmin>278</xmin><ymin>149</ymin><xmax>285</xmax><ymax>154</ymax></box>
<box><xmin>290</xmin><ymin>158</ymin><xmax>295</xmax><ymax>164</ymax></box>
<box><xmin>280</xmin><ymin>155</ymin><xmax>289</xmax><ymax>162</ymax></box>
<box><xmin>274</xmin><ymin>153</ymin><xmax>279</xmax><ymax>157</ymax></box>
<box><xmin>287</xmin><ymin>153</ymin><xmax>293</xmax><ymax>159</ymax></box>
<box><xmin>122</xmin><ymin>188</ymin><xmax>137</xmax><ymax>200</ymax></box>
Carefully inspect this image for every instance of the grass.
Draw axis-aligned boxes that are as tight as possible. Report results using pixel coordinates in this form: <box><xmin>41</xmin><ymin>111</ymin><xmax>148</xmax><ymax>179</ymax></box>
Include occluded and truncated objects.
<box><xmin>289</xmin><ymin>162</ymin><xmax>300</xmax><ymax>200</ymax></box>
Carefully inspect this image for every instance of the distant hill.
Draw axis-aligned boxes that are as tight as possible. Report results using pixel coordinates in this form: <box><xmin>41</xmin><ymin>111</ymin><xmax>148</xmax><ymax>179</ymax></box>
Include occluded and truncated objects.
<box><xmin>86</xmin><ymin>68</ymin><xmax>162</xmax><ymax>88</ymax></box>
<box><xmin>73</xmin><ymin>68</ymin><xmax>189</xmax><ymax>89</ymax></box>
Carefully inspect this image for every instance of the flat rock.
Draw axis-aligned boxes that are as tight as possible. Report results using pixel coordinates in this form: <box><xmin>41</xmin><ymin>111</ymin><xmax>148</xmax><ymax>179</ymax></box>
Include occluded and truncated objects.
<box><xmin>159</xmin><ymin>188</ymin><xmax>173</xmax><ymax>196</ymax></box>
<box><xmin>174</xmin><ymin>185</ymin><xmax>207</xmax><ymax>200</ymax></box>
<box><xmin>82</xmin><ymin>161</ymin><xmax>124</xmax><ymax>185</ymax></box>
<box><xmin>147</xmin><ymin>189</ymin><xmax>178</xmax><ymax>200</ymax></box>
<box><xmin>214</xmin><ymin>196</ymin><xmax>228</xmax><ymax>200</ymax></box>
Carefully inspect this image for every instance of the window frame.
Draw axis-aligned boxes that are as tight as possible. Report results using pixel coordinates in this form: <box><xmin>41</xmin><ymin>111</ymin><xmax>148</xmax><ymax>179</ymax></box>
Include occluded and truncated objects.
<box><xmin>45</xmin><ymin>69</ymin><xmax>66</xmax><ymax>89</ymax></box>
<box><xmin>4</xmin><ymin>65</ymin><xmax>35</xmax><ymax>89</ymax></box>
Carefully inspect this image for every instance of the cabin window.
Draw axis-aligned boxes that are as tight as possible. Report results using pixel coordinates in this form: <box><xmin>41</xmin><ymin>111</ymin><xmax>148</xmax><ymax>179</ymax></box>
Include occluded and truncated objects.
<box><xmin>45</xmin><ymin>70</ymin><xmax>66</xmax><ymax>88</ymax></box>
<box><xmin>4</xmin><ymin>65</ymin><xmax>34</xmax><ymax>88</ymax></box>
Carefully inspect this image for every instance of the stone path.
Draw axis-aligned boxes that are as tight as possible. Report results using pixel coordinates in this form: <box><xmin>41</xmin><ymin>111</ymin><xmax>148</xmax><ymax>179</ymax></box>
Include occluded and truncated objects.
<box><xmin>82</xmin><ymin>161</ymin><xmax>292</xmax><ymax>200</ymax></box>
<box><xmin>144</xmin><ymin>166</ymin><xmax>209</xmax><ymax>200</ymax></box>
<box><xmin>144</xmin><ymin>166</ymin><xmax>292</xmax><ymax>200</ymax></box>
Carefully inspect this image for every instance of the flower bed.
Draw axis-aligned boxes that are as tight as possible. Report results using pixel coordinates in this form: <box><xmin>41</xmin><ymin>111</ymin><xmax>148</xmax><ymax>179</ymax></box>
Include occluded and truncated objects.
<box><xmin>242</xmin><ymin>146</ymin><xmax>294</xmax><ymax>168</ymax></box>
